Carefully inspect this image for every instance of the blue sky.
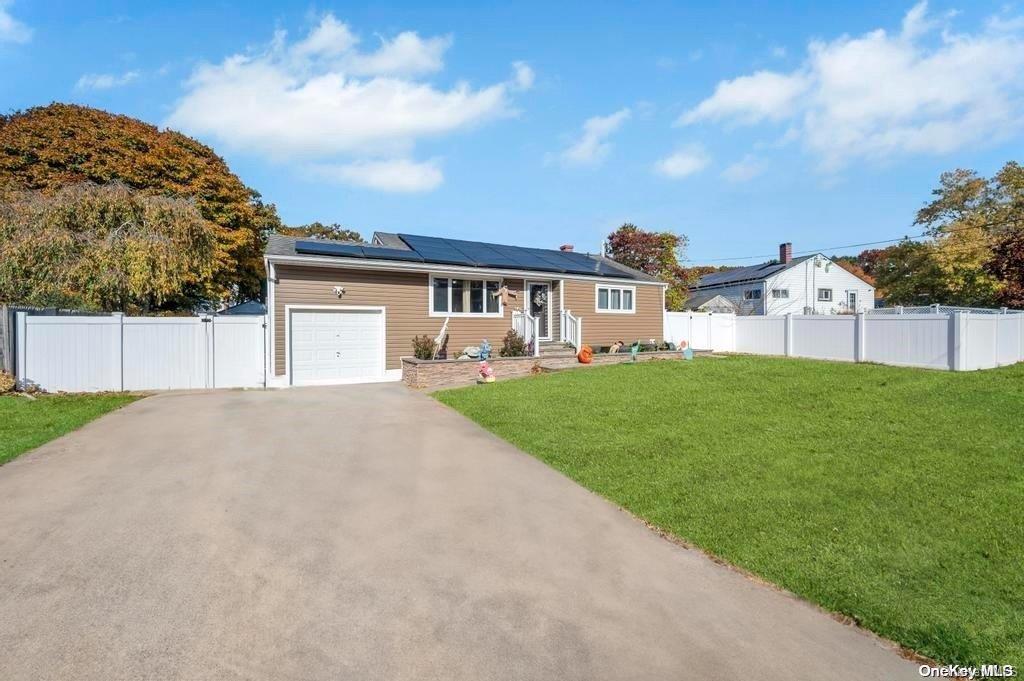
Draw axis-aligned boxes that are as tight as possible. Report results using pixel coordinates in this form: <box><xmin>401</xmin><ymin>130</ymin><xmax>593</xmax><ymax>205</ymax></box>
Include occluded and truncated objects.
<box><xmin>2</xmin><ymin>1</ymin><xmax>1023</xmax><ymax>264</ymax></box>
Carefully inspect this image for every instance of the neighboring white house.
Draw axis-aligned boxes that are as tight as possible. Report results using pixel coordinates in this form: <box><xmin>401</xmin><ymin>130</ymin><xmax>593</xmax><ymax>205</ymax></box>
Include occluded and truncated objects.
<box><xmin>689</xmin><ymin>243</ymin><xmax>875</xmax><ymax>315</ymax></box>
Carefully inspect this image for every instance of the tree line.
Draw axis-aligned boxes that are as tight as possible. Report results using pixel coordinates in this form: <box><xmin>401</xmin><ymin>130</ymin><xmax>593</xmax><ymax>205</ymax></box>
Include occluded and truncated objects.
<box><xmin>1</xmin><ymin>103</ymin><xmax>1021</xmax><ymax>313</ymax></box>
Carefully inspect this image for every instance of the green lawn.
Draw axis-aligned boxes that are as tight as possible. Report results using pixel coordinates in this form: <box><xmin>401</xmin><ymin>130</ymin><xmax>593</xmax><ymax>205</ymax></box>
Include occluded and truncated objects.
<box><xmin>436</xmin><ymin>356</ymin><xmax>1024</xmax><ymax>667</ymax></box>
<box><xmin>0</xmin><ymin>393</ymin><xmax>141</xmax><ymax>466</ymax></box>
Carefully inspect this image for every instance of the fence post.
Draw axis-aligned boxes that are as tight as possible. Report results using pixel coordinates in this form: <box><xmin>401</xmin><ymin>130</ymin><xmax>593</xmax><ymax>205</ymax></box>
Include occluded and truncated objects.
<box><xmin>896</xmin><ymin>305</ymin><xmax>904</xmax><ymax>315</ymax></box>
<box><xmin>855</xmin><ymin>311</ymin><xmax>866</xmax><ymax>363</ymax></box>
<box><xmin>0</xmin><ymin>304</ymin><xmax>10</xmax><ymax>374</ymax></box>
<box><xmin>113</xmin><ymin>312</ymin><xmax>125</xmax><ymax>391</ymax></box>
<box><xmin>15</xmin><ymin>311</ymin><xmax>27</xmax><ymax>387</ymax></box>
<box><xmin>784</xmin><ymin>313</ymin><xmax>793</xmax><ymax>357</ymax></box>
<box><xmin>949</xmin><ymin>311</ymin><xmax>967</xmax><ymax>371</ymax></box>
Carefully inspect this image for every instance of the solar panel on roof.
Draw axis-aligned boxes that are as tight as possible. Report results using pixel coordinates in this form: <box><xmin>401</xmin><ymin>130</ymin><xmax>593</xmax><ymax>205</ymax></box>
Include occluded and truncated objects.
<box><xmin>359</xmin><ymin>246</ymin><xmax>424</xmax><ymax>262</ymax></box>
<box><xmin>391</xmin><ymin>233</ymin><xmax>645</xmax><ymax>279</ymax></box>
<box><xmin>399</xmin><ymin>234</ymin><xmax>477</xmax><ymax>266</ymax></box>
<box><xmin>295</xmin><ymin>240</ymin><xmax>365</xmax><ymax>258</ymax></box>
<box><xmin>593</xmin><ymin>261</ymin><xmax>633</xmax><ymax>278</ymax></box>
<box><xmin>455</xmin><ymin>243</ymin><xmax>521</xmax><ymax>268</ymax></box>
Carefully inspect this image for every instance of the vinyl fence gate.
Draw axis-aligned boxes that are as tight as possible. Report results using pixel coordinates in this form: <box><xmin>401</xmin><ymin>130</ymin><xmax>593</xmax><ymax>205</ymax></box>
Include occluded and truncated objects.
<box><xmin>15</xmin><ymin>313</ymin><xmax>267</xmax><ymax>392</ymax></box>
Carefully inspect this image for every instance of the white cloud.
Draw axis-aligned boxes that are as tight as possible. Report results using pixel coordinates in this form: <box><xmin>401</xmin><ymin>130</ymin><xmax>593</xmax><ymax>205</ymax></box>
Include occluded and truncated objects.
<box><xmin>512</xmin><ymin>61</ymin><xmax>534</xmax><ymax>90</ymax></box>
<box><xmin>0</xmin><ymin>1</ymin><xmax>31</xmax><ymax>44</ymax></box>
<box><xmin>559</xmin><ymin>108</ymin><xmax>631</xmax><ymax>166</ymax></box>
<box><xmin>312</xmin><ymin>158</ymin><xmax>443</xmax><ymax>192</ymax></box>
<box><xmin>678</xmin><ymin>2</ymin><xmax>1024</xmax><ymax>170</ymax></box>
<box><xmin>654</xmin><ymin>146</ymin><xmax>710</xmax><ymax>178</ymax></box>
<box><xmin>346</xmin><ymin>31</ymin><xmax>451</xmax><ymax>77</ymax></box>
<box><xmin>679</xmin><ymin>70</ymin><xmax>810</xmax><ymax>125</ymax></box>
<box><xmin>75</xmin><ymin>70</ymin><xmax>139</xmax><ymax>91</ymax></box>
<box><xmin>166</xmin><ymin>14</ymin><xmax>531</xmax><ymax>192</ymax></box>
<box><xmin>721</xmin><ymin>155</ymin><xmax>766</xmax><ymax>182</ymax></box>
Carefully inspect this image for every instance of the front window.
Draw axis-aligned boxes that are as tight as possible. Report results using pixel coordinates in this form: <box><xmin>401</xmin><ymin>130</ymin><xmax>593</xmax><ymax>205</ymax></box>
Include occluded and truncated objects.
<box><xmin>743</xmin><ymin>289</ymin><xmax>762</xmax><ymax>300</ymax></box>
<box><xmin>818</xmin><ymin>288</ymin><xmax>833</xmax><ymax>302</ymax></box>
<box><xmin>772</xmin><ymin>289</ymin><xmax>789</xmax><ymax>299</ymax></box>
<box><xmin>596</xmin><ymin>285</ymin><xmax>636</xmax><ymax>313</ymax></box>
<box><xmin>431</xmin><ymin>276</ymin><xmax>503</xmax><ymax>316</ymax></box>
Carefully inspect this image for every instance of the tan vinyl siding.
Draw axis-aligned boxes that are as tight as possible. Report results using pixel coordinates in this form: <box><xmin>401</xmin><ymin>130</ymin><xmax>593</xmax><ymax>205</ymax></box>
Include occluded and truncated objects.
<box><xmin>562</xmin><ymin>279</ymin><xmax>664</xmax><ymax>347</ymax></box>
<box><xmin>274</xmin><ymin>265</ymin><xmax>524</xmax><ymax>373</ymax></box>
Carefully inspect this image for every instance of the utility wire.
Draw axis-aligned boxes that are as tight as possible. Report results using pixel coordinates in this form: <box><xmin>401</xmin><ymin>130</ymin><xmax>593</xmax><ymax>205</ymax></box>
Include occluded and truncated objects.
<box><xmin>684</xmin><ymin>219</ymin><xmax>1017</xmax><ymax>264</ymax></box>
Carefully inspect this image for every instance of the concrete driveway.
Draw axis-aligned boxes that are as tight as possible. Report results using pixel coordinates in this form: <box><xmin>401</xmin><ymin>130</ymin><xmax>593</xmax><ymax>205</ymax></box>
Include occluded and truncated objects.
<box><xmin>0</xmin><ymin>384</ymin><xmax>920</xmax><ymax>680</ymax></box>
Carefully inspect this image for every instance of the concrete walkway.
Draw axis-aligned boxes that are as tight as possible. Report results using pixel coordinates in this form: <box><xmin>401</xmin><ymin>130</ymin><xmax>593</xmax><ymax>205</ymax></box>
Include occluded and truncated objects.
<box><xmin>0</xmin><ymin>384</ymin><xmax>920</xmax><ymax>680</ymax></box>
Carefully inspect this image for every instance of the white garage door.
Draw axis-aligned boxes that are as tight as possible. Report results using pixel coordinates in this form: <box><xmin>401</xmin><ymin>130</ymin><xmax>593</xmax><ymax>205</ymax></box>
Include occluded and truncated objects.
<box><xmin>290</xmin><ymin>309</ymin><xmax>385</xmax><ymax>385</ymax></box>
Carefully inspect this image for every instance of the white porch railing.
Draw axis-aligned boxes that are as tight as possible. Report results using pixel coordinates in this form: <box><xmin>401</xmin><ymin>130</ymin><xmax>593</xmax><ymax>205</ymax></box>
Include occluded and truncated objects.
<box><xmin>512</xmin><ymin>310</ymin><xmax>541</xmax><ymax>357</ymax></box>
<box><xmin>560</xmin><ymin>309</ymin><xmax>583</xmax><ymax>350</ymax></box>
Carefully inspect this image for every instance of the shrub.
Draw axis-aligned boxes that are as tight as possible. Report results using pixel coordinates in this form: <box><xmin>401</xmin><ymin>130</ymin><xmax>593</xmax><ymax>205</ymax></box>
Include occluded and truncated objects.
<box><xmin>411</xmin><ymin>334</ymin><xmax>437</xmax><ymax>360</ymax></box>
<box><xmin>499</xmin><ymin>329</ymin><xmax>528</xmax><ymax>357</ymax></box>
<box><xmin>0</xmin><ymin>371</ymin><xmax>14</xmax><ymax>394</ymax></box>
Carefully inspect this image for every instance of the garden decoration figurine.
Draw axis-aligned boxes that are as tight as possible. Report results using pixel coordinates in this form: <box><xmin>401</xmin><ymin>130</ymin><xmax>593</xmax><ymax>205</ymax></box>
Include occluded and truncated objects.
<box><xmin>678</xmin><ymin>339</ymin><xmax>694</xmax><ymax>361</ymax></box>
<box><xmin>494</xmin><ymin>285</ymin><xmax>519</xmax><ymax>307</ymax></box>
<box><xmin>478</xmin><ymin>360</ymin><xmax>495</xmax><ymax>383</ymax></box>
<box><xmin>609</xmin><ymin>340</ymin><xmax>624</xmax><ymax>354</ymax></box>
<box><xmin>630</xmin><ymin>340</ymin><xmax>641</xmax><ymax>361</ymax></box>
<box><xmin>479</xmin><ymin>339</ymin><xmax>491</xmax><ymax>360</ymax></box>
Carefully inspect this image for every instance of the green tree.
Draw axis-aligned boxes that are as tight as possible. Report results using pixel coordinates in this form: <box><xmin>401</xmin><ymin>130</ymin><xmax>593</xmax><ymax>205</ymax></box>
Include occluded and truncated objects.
<box><xmin>0</xmin><ymin>103</ymin><xmax>280</xmax><ymax>303</ymax></box>
<box><xmin>277</xmin><ymin>222</ymin><xmax>363</xmax><ymax>242</ymax></box>
<box><xmin>873</xmin><ymin>240</ymin><xmax>946</xmax><ymax>305</ymax></box>
<box><xmin>0</xmin><ymin>183</ymin><xmax>220</xmax><ymax>313</ymax></box>
<box><xmin>913</xmin><ymin>168</ymin><xmax>1005</xmax><ymax>306</ymax></box>
<box><xmin>605</xmin><ymin>223</ymin><xmax>690</xmax><ymax>310</ymax></box>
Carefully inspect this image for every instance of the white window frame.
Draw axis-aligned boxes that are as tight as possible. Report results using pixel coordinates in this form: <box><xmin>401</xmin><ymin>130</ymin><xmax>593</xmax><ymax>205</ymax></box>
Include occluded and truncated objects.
<box><xmin>817</xmin><ymin>288</ymin><xmax>833</xmax><ymax>302</ymax></box>
<box><xmin>743</xmin><ymin>289</ymin><xmax>762</xmax><ymax>300</ymax></box>
<box><xmin>771</xmin><ymin>289</ymin><xmax>789</xmax><ymax>299</ymax></box>
<box><xmin>429</xmin><ymin>274</ymin><xmax>504</xmax><ymax>318</ymax></box>
<box><xmin>595</xmin><ymin>283</ymin><xmax>636</xmax><ymax>314</ymax></box>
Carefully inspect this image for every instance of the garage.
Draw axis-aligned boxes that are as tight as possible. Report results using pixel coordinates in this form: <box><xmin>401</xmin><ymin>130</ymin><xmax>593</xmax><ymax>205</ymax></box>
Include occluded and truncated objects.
<box><xmin>288</xmin><ymin>308</ymin><xmax>385</xmax><ymax>385</ymax></box>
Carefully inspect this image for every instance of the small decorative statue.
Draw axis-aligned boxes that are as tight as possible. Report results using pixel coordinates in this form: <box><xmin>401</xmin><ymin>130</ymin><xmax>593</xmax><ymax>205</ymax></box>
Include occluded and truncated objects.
<box><xmin>479</xmin><ymin>339</ymin><xmax>491</xmax><ymax>360</ymax></box>
<box><xmin>494</xmin><ymin>285</ymin><xmax>519</xmax><ymax>307</ymax></box>
<box><xmin>478</xmin><ymin>360</ymin><xmax>495</xmax><ymax>383</ymax></box>
<box><xmin>630</xmin><ymin>340</ymin><xmax>641</xmax><ymax>361</ymax></box>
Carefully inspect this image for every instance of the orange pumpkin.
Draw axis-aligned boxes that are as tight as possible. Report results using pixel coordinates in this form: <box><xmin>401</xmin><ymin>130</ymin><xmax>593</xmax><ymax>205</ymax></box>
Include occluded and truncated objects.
<box><xmin>577</xmin><ymin>344</ymin><xmax>593</xmax><ymax>364</ymax></box>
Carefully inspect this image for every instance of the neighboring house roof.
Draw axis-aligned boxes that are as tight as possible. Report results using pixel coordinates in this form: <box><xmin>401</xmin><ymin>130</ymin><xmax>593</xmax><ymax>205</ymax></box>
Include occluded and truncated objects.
<box><xmin>686</xmin><ymin>293</ymin><xmax>738</xmax><ymax>311</ymax></box>
<box><xmin>218</xmin><ymin>301</ymin><xmax>267</xmax><ymax>315</ymax></box>
<box><xmin>693</xmin><ymin>254</ymin><xmax>816</xmax><ymax>290</ymax></box>
<box><xmin>265</xmin><ymin>233</ymin><xmax>662</xmax><ymax>283</ymax></box>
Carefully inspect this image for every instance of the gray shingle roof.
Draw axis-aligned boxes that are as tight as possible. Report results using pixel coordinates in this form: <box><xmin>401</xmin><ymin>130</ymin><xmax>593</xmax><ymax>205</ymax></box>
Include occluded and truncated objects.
<box><xmin>693</xmin><ymin>254</ymin><xmax>815</xmax><ymax>289</ymax></box>
<box><xmin>686</xmin><ymin>292</ymin><xmax>738</xmax><ymax>311</ymax></box>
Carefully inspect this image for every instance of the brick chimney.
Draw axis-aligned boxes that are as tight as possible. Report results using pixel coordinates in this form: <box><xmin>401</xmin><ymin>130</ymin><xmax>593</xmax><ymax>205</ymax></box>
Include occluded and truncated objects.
<box><xmin>559</xmin><ymin>244</ymin><xmax>574</xmax><ymax>252</ymax></box>
<box><xmin>779</xmin><ymin>242</ymin><xmax>792</xmax><ymax>264</ymax></box>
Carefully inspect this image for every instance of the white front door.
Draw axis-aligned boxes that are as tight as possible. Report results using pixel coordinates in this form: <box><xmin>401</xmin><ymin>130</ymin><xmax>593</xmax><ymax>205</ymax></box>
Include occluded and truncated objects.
<box><xmin>290</xmin><ymin>309</ymin><xmax>384</xmax><ymax>385</ymax></box>
<box><xmin>847</xmin><ymin>291</ymin><xmax>858</xmax><ymax>310</ymax></box>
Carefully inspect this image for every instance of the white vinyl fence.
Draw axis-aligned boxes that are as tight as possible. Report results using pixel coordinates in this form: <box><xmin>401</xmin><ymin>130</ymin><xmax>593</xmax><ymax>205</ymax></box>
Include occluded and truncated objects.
<box><xmin>15</xmin><ymin>312</ymin><xmax>266</xmax><ymax>392</ymax></box>
<box><xmin>664</xmin><ymin>311</ymin><xmax>1024</xmax><ymax>371</ymax></box>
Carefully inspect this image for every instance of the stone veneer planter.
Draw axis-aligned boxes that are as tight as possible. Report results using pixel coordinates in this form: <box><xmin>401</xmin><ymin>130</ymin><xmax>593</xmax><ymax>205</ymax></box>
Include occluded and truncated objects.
<box><xmin>402</xmin><ymin>350</ymin><xmax>690</xmax><ymax>390</ymax></box>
